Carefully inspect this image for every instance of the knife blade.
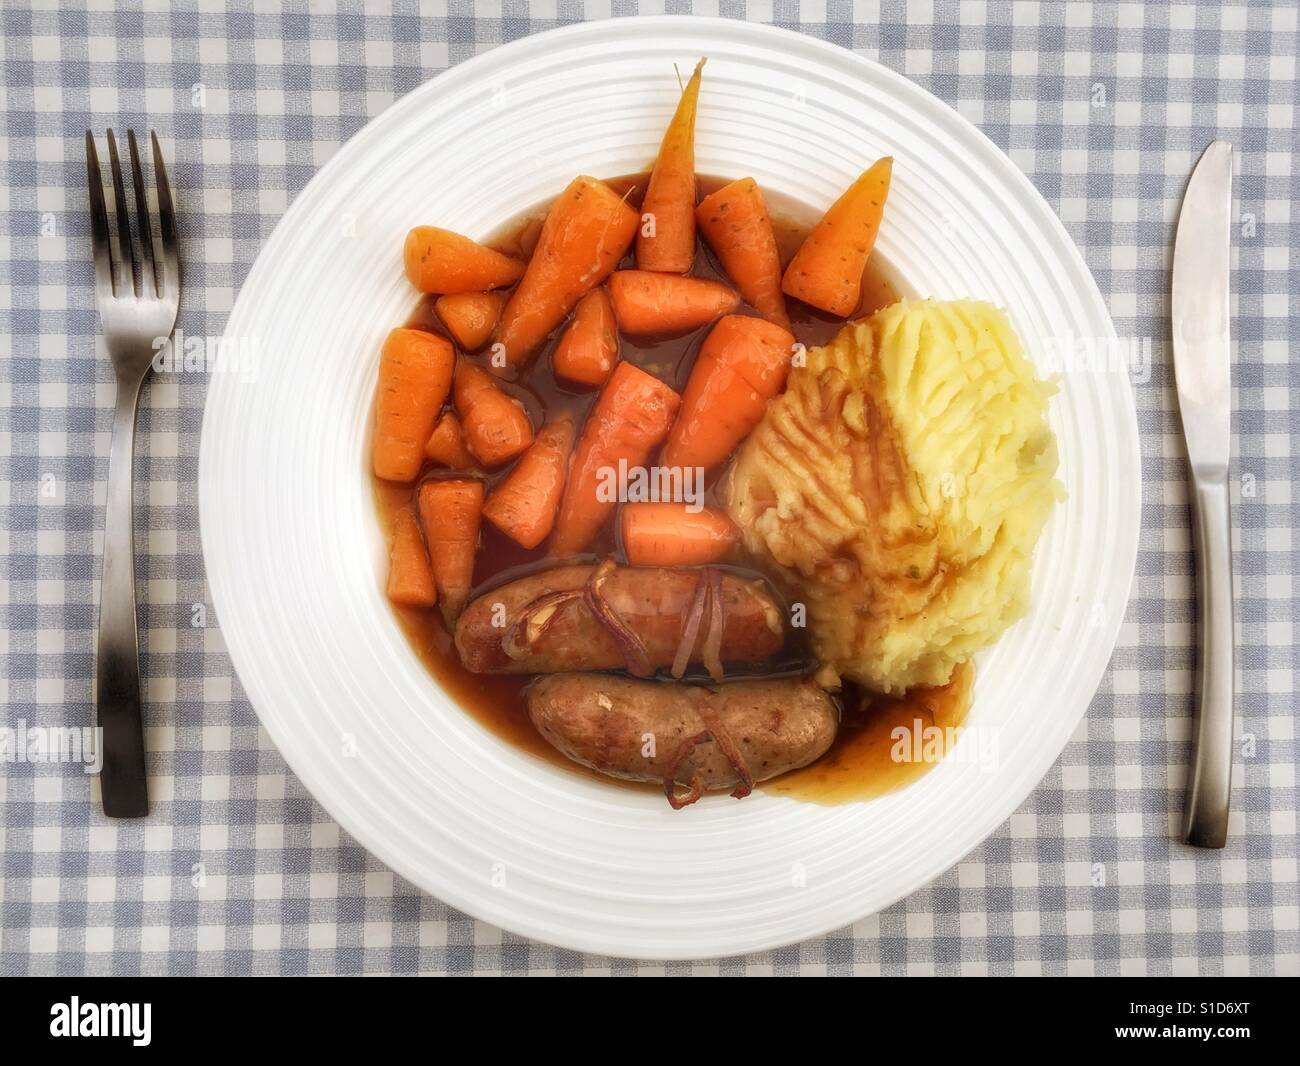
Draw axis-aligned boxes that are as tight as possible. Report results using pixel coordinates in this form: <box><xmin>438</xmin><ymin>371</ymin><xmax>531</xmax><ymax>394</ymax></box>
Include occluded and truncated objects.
<box><xmin>1171</xmin><ymin>140</ymin><xmax>1235</xmax><ymax>848</ymax></box>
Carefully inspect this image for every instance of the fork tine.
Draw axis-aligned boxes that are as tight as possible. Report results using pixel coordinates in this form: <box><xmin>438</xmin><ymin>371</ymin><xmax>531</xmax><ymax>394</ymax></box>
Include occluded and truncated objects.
<box><xmin>85</xmin><ymin>132</ymin><xmax>114</xmax><ymax>299</ymax></box>
<box><xmin>105</xmin><ymin>129</ymin><xmax>136</xmax><ymax>297</ymax></box>
<box><xmin>150</xmin><ymin>131</ymin><xmax>180</xmax><ymax>299</ymax></box>
<box><xmin>125</xmin><ymin>130</ymin><xmax>157</xmax><ymax>299</ymax></box>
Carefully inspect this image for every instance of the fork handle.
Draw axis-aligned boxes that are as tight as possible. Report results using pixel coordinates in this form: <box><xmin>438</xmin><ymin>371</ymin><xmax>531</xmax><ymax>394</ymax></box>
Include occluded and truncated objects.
<box><xmin>96</xmin><ymin>371</ymin><xmax>149</xmax><ymax>817</ymax></box>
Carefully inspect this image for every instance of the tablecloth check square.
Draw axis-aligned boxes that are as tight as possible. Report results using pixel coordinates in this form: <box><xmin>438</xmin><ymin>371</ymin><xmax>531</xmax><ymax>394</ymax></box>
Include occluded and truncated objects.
<box><xmin>0</xmin><ymin>0</ymin><xmax>1296</xmax><ymax>977</ymax></box>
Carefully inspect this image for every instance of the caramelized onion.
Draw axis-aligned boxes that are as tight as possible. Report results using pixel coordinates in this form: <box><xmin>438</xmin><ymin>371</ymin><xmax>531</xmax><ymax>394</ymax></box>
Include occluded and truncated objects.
<box><xmin>662</xmin><ymin>730</ymin><xmax>712</xmax><ymax>810</ymax></box>
<box><xmin>583</xmin><ymin>560</ymin><xmax>653</xmax><ymax>677</ymax></box>
<box><xmin>701</xmin><ymin>567</ymin><xmax>725</xmax><ymax>683</ymax></box>
<box><xmin>670</xmin><ymin>570</ymin><xmax>711</xmax><ymax>679</ymax></box>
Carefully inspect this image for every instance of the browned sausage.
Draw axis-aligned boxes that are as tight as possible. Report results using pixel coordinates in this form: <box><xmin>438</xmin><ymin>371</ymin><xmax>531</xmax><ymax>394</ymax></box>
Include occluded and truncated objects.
<box><xmin>454</xmin><ymin>562</ymin><xmax>784</xmax><ymax>675</ymax></box>
<box><xmin>526</xmin><ymin>673</ymin><xmax>838</xmax><ymax>808</ymax></box>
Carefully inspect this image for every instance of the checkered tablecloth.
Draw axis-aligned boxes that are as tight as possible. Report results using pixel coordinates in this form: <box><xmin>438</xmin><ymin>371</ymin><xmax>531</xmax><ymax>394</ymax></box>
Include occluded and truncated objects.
<box><xmin>2</xmin><ymin>0</ymin><xmax>1297</xmax><ymax>976</ymax></box>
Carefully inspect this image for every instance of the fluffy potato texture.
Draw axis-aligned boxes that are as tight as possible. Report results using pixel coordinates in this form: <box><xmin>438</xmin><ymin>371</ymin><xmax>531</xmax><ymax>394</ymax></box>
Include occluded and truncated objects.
<box><xmin>724</xmin><ymin>299</ymin><xmax>1061</xmax><ymax>693</ymax></box>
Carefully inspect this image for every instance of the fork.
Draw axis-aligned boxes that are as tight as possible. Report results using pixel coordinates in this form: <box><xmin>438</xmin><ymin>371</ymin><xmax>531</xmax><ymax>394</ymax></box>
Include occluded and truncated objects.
<box><xmin>86</xmin><ymin>130</ymin><xmax>180</xmax><ymax>817</ymax></box>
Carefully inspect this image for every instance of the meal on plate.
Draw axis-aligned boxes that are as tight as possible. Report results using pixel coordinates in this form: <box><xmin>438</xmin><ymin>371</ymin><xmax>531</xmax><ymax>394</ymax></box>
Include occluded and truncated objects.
<box><xmin>370</xmin><ymin>61</ymin><xmax>1062</xmax><ymax>809</ymax></box>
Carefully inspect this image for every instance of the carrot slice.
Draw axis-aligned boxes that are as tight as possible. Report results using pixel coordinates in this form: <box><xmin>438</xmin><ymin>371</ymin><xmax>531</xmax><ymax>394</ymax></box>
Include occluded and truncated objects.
<box><xmin>403</xmin><ymin>227</ymin><xmax>524</xmax><ymax>294</ymax></box>
<box><xmin>424</xmin><ymin>411</ymin><xmax>477</xmax><ymax>469</ymax></box>
<box><xmin>386</xmin><ymin>508</ymin><xmax>437</xmax><ymax>607</ymax></box>
<box><xmin>417</xmin><ymin>478</ymin><xmax>483</xmax><ymax>623</ymax></box>
<box><xmin>781</xmin><ymin>157</ymin><xmax>893</xmax><ymax>316</ymax></box>
<box><xmin>495</xmin><ymin>176</ymin><xmax>639</xmax><ymax>369</ymax></box>
<box><xmin>621</xmin><ymin>503</ymin><xmax>738</xmax><ymax>567</ymax></box>
<box><xmin>608</xmin><ymin>271</ymin><xmax>739</xmax><ymax>336</ymax></box>
<box><xmin>453</xmin><ymin>362</ymin><xmax>534</xmax><ymax>467</ymax></box>
<box><xmin>482</xmin><ymin>418</ymin><xmax>576</xmax><ymax>550</ymax></box>
<box><xmin>372</xmin><ymin>328</ymin><xmax>455</xmax><ymax>482</ymax></box>
<box><xmin>696</xmin><ymin>178</ymin><xmax>790</xmax><ymax>330</ymax></box>
<box><xmin>435</xmin><ymin>291</ymin><xmax>506</xmax><ymax>351</ymax></box>
<box><xmin>635</xmin><ymin>59</ymin><xmax>706</xmax><ymax>274</ymax></box>
<box><xmin>552</xmin><ymin>288</ymin><xmax>619</xmax><ymax>388</ymax></box>
<box><xmin>551</xmin><ymin>363</ymin><xmax>682</xmax><ymax>556</ymax></box>
<box><xmin>662</xmin><ymin>315</ymin><xmax>795</xmax><ymax>473</ymax></box>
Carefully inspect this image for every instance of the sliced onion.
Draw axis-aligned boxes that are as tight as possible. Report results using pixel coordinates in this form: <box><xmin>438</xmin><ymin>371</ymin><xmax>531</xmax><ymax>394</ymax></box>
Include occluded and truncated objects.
<box><xmin>701</xmin><ymin>567</ymin><xmax>725</xmax><ymax>683</ymax></box>
<box><xmin>662</xmin><ymin>730</ymin><xmax>712</xmax><ymax>810</ymax></box>
<box><xmin>697</xmin><ymin>705</ymin><xmax>754</xmax><ymax>800</ymax></box>
<box><xmin>502</xmin><ymin>589</ymin><xmax>581</xmax><ymax>660</ymax></box>
<box><xmin>584</xmin><ymin>560</ymin><xmax>653</xmax><ymax>677</ymax></box>
<box><xmin>670</xmin><ymin>570</ymin><xmax>711</xmax><ymax>679</ymax></box>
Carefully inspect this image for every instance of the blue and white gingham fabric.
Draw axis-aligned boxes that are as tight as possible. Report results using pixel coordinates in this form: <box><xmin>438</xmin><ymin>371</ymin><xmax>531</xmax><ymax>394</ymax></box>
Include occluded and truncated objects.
<box><xmin>1</xmin><ymin>1</ymin><xmax>1296</xmax><ymax>976</ymax></box>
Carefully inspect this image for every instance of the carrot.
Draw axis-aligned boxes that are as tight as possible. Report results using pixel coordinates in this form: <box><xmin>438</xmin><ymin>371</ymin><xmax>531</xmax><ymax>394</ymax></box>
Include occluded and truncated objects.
<box><xmin>620</xmin><ymin>503</ymin><xmax>738</xmax><ymax>567</ymax></box>
<box><xmin>403</xmin><ymin>227</ymin><xmax>524</xmax><ymax>294</ymax></box>
<box><xmin>424</xmin><ymin>411</ymin><xmax>477</xmax><ymax>469</ymax></box>
<box><xmin>372</xmin><ymin>328</ymin><xmax>455</xmax><ymax>482</ymax></box>
<box><xmin>782</xmin><ymin>157</ymin><xmax>893</xmax><ymax>316</ymax></box>
<box><xmin>386</xmin><ymin>508</ymin><xmax>438</xmax><ymax>607</ymax></box>
<box><xmin>453</xmin><ymin>362</ymin><xmax>534</xmax><ymax>467</ymax></box>
<box><xmin>663</xmin><ymin>315</ymin><xmax>795</xmax><ymax>472</ymax></box>
<box><xmin>417</xmin><ymin>478</ymin><xmax>483</xmax><ymax>623</ymax></box>
<box><xmin>482</xmin><ymin>418</ymin><xmax>576</xmax><ymax>549</ymax></box>
<box><xmin>495</xmin><ymin>176</ymin><xmax>639</xmax><ymax>369</ymax></box>
<box><xmin>696</xmin><ymin>178</ymin><xmax>790</xmax><ymax>330</ymax></box>
<box><xmin>435</xmin><ymin>291</ymin><xmax>506</xmax><ymax>351</ymax></box>
<box><xmin>608</xmin><ymin>271</ymin><xmax>738</xmax><ymax>336</ymax></box>
<box><xmin>551</xmin><ymin>363</ymin><xmax>681</xmax><ymax>556</ymax></box>
<box><xmin>636</xmin><ymin>58</ymin><xmax>706</xmax><ymax>273</ymax></box>
<box><xmin>552</xmin><ymin>288</ymin><xmax>619</xmax><ymax>388</ymax></box>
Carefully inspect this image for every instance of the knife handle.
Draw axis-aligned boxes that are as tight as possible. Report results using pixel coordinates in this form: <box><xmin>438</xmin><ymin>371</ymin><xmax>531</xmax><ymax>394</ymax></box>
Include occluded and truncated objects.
<box><xmin>1182</xmin><ymin>473</ymin><xmax>1235</xmax><ymax>848</ymax></box>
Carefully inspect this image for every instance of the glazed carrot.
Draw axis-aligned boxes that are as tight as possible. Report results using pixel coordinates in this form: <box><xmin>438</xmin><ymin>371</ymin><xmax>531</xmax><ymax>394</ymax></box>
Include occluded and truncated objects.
<box><xmin>621</xmin><ymin>503</ymin><xmax>738</xmax><ymax>568</ymax></box>
<box><xmin>417</xmin><ymin>478</ymin><xmax>483</xmax><ymax>623</ymax></box>
<box><xmin>696</xmin><ymin>178</ymin><xmax>790</xmax><ymax>330</ymax></box>
<box><xmin>662</xmin><ymin>315</ymin><xmax>795</xmax><ymax>472</ymax></box>
<box><xmin>495</xmin><ymin>176</ymin><xmax>639</xmax><ymax>369</ymax></box>
<box><xmin>482</xmin><ymin>418</ymin><xmax>576</xmax><ymax>549</ymax></box>
<box><xmin>552</xmin><ymin>288</ymin><xmax>619</xmax><ymax>388</ymax></box>
<box><xmin>608</xmin><ymin>271</ymin><xmax>739</xmax><ymax>336</ymax></box>
<box><xmin>782</xmin><ymin>157</ymin><xmax>893</xmax><ymax>316</ymax></box>
<box><xmin>435</xmin><ymin>291</ymin><xmax>506</xmax><ymax>351</ymax></box>
<box><xmin>636</xmin><ymin>59</ymin><xmax>706</xmax><ymax>273</ymax></box>
<box><xmin>453</xmin><ymin>362</ymin><xmax>534</xmax><ymax>467</ymax></box>
<box><xmin>403</xmin><ymin>227</ymin><xmax>524</xmax><ymax>294</ymax></box>
<box><xmin>424</xmin><ymin>411</ymin><xmax>477</xmax><ymax>469</ymax></box>
<box><xmin>551</xmin><ymin>363</ymin><xmax>681</xmax><ymax>556</ymax></box>
<box><xmin>372</xmin><ymin>328</ymin><xmax>455</xmax><ymax>482</ymax></box>
<box><xmin>386</xmin><ymin>508</ymin><xmax>437</xmax><ymax>607</ymax></box>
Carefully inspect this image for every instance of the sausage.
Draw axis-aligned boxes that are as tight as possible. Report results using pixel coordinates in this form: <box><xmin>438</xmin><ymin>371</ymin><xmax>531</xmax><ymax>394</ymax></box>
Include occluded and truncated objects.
<box><xmin>526</xmin><ymin>673</ymin><xmax>838</xmax><ymax>807</ymax></box>
<box><xmin>454</xmin><ymin>562</ymin><xmax>785</xmax><ymax>675</ymax></box>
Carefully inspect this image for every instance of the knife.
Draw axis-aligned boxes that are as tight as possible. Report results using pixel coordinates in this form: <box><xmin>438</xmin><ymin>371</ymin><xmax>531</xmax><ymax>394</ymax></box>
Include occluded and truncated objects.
<box><xmin>1171</xmin><ymin>140</ymin><xmax>1235</xmax><ymax>848</ymax></box>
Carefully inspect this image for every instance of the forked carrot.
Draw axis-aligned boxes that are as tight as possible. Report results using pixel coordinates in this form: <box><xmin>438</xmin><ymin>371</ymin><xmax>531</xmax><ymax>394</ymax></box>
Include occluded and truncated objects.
<box><xmin>403</xmin><ymin>227</ymin><xmax>524</xmax><ymax>294</ymax></box>
<box><xmin>453</xmin><ymin>362</ymin><xmax>534</xmax><ymax>467</ymax></box>
<box><xmin>482</xmin><ymin>418</ymin><xmax>576</xmax><ymax>550</ymax></box>
<box><xmin>636</xmin><ymin>59</ymin><xmax>706</xmax><ymax>273</ymax></box>
<box><xmin>495</xmin><ymin>176</ymin><xmax>639</xmax><ymax>369</ymax></box>
<box><xmin>663</xmin><ymin>314</ymin><xmax>795</xmax><ymax>472</ymax></box>
<box><xmin>696</xmin><ymin>178</ymin><xmax>790</xmax><ymax>330</ymax></box>
<box><xmin>552</xmin><ymin>288</ymin><xmax>619</xmax><ymax>388</ymax></box>
<box><xmin>550</xmin><ymin>363</ymin><xmax>681</xmax><ymax>556</ymax></box>
<box><xmin>782</xmin><ymin>157</ymin><xmax>893</xmax><ymax>316</ymax></box>
<box><xmin>372</xmin><ymin>328</ymin><xmax>455</xmax><ymax>482</ymax></box>
<box><xmin>620</xmin><ymin>503</ymin><xmax>738</xmax><ymax>567</ymax></box>
<box><xmin>417</xmin><ymin>478</ymin><xmax>484</xmax><ymax>623</ymax></box>
<box><xmin>608</xmin><ymin>271</ymin><xmax>738</xmax><ymax>336</ymax></box>
<box><xmin>424</xmin><ymin>411</ymin><xmax>477</xmax><ymax>469</ymax></box>
<box><xmin>386</xmin><ymin>508</ymin><xmax>437</xmax><ymax>607</ymax></box>
<box><xmin>435</xmin><ymin>291</ymin><xmax>507</xmax><ymax>351</ymax></box>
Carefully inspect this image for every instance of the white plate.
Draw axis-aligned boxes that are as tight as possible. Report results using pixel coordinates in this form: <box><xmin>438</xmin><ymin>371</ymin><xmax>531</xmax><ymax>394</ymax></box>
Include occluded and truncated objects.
<box><xmin>200</xmin><ymin>16</ymin><xmax>1140</xmax><ymax>959</ymax></box>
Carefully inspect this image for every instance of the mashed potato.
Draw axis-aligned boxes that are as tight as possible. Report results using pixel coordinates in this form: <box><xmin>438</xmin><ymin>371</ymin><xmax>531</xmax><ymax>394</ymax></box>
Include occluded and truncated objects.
<box><xmin>724</xmin><ymin>299</ymin><xmax>1061</xmax><ymax>693</ymax></box>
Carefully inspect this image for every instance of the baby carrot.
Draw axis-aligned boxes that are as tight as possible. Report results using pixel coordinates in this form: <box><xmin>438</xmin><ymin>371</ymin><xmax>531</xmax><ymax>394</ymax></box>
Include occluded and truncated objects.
<box><xmin>696</xmin><ymin>178</ymin><xmax>790</xmax><ymax>330</ymax></box>
<box><xmin>552</xmin><ymin>288</ymin><xmax>619</xmax><ymax>388</ymax></box>
<box><xmin>403</xmin><ymin>227</ymin><xmax>525</xmax><ymax>294</ymax></box>
<box><xmin>435</xmin><ymin>291</ymin><xmax>507</xmax><ymax>351</ymax></box>
<box><xmin>782</xmin><ymin>157</ymin><xmax>893</xmax><ymax>316</ymax></box>
<box><xmin>608</xmin><ymin>270</ymin><xmax>739</xmax><ymax>336</ymax></box>
<box><xmin>621</xmin><ymin>503</ymin><xmax>738</xmax><ymax>568</ymax></box>
<box><xmin>386</xmin><ymin>508</ymin><xmax>438</xmax><ymax>607</ymax></box>
<box><xmin>482</xmin><ymin>418</ymin><xmax>576</xmax><ymax>550</ymax></box>
<box><xmin>662</xmin><ymin>315</ymin><xmax>795</xmax><ymax>473</ymax></box>
<box><xmin>424</xmin><ymin>411</ymin><xmax>477</xmax><ymax>469</ymax></box>
<box><xmin>636</xmin><ymin>59</ymin><xmax>706</xmax><ymax>274</ymax></box>
<box><xmin>550</xmin><ymin>362</ymin><xmax>681</xmax><ymax>556</ymax></box>
<box><xmin>417</xmin><ymin>478</ymin><xmax>484</xmax><ymax>623</ymax></box>
<box><xmin>453</xmin><ymin>363</ymin><xmax>534</xmax><ymax>467</ymax></box>
<box><xmin>372</xmin><ymin>328</ymin><xmax>455</xmax><ymax>482</ymax></box>
<box><xmin>495</xmin><ymin>176</ymin><xmax>639</xmax><ymax>369</ymax></box>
